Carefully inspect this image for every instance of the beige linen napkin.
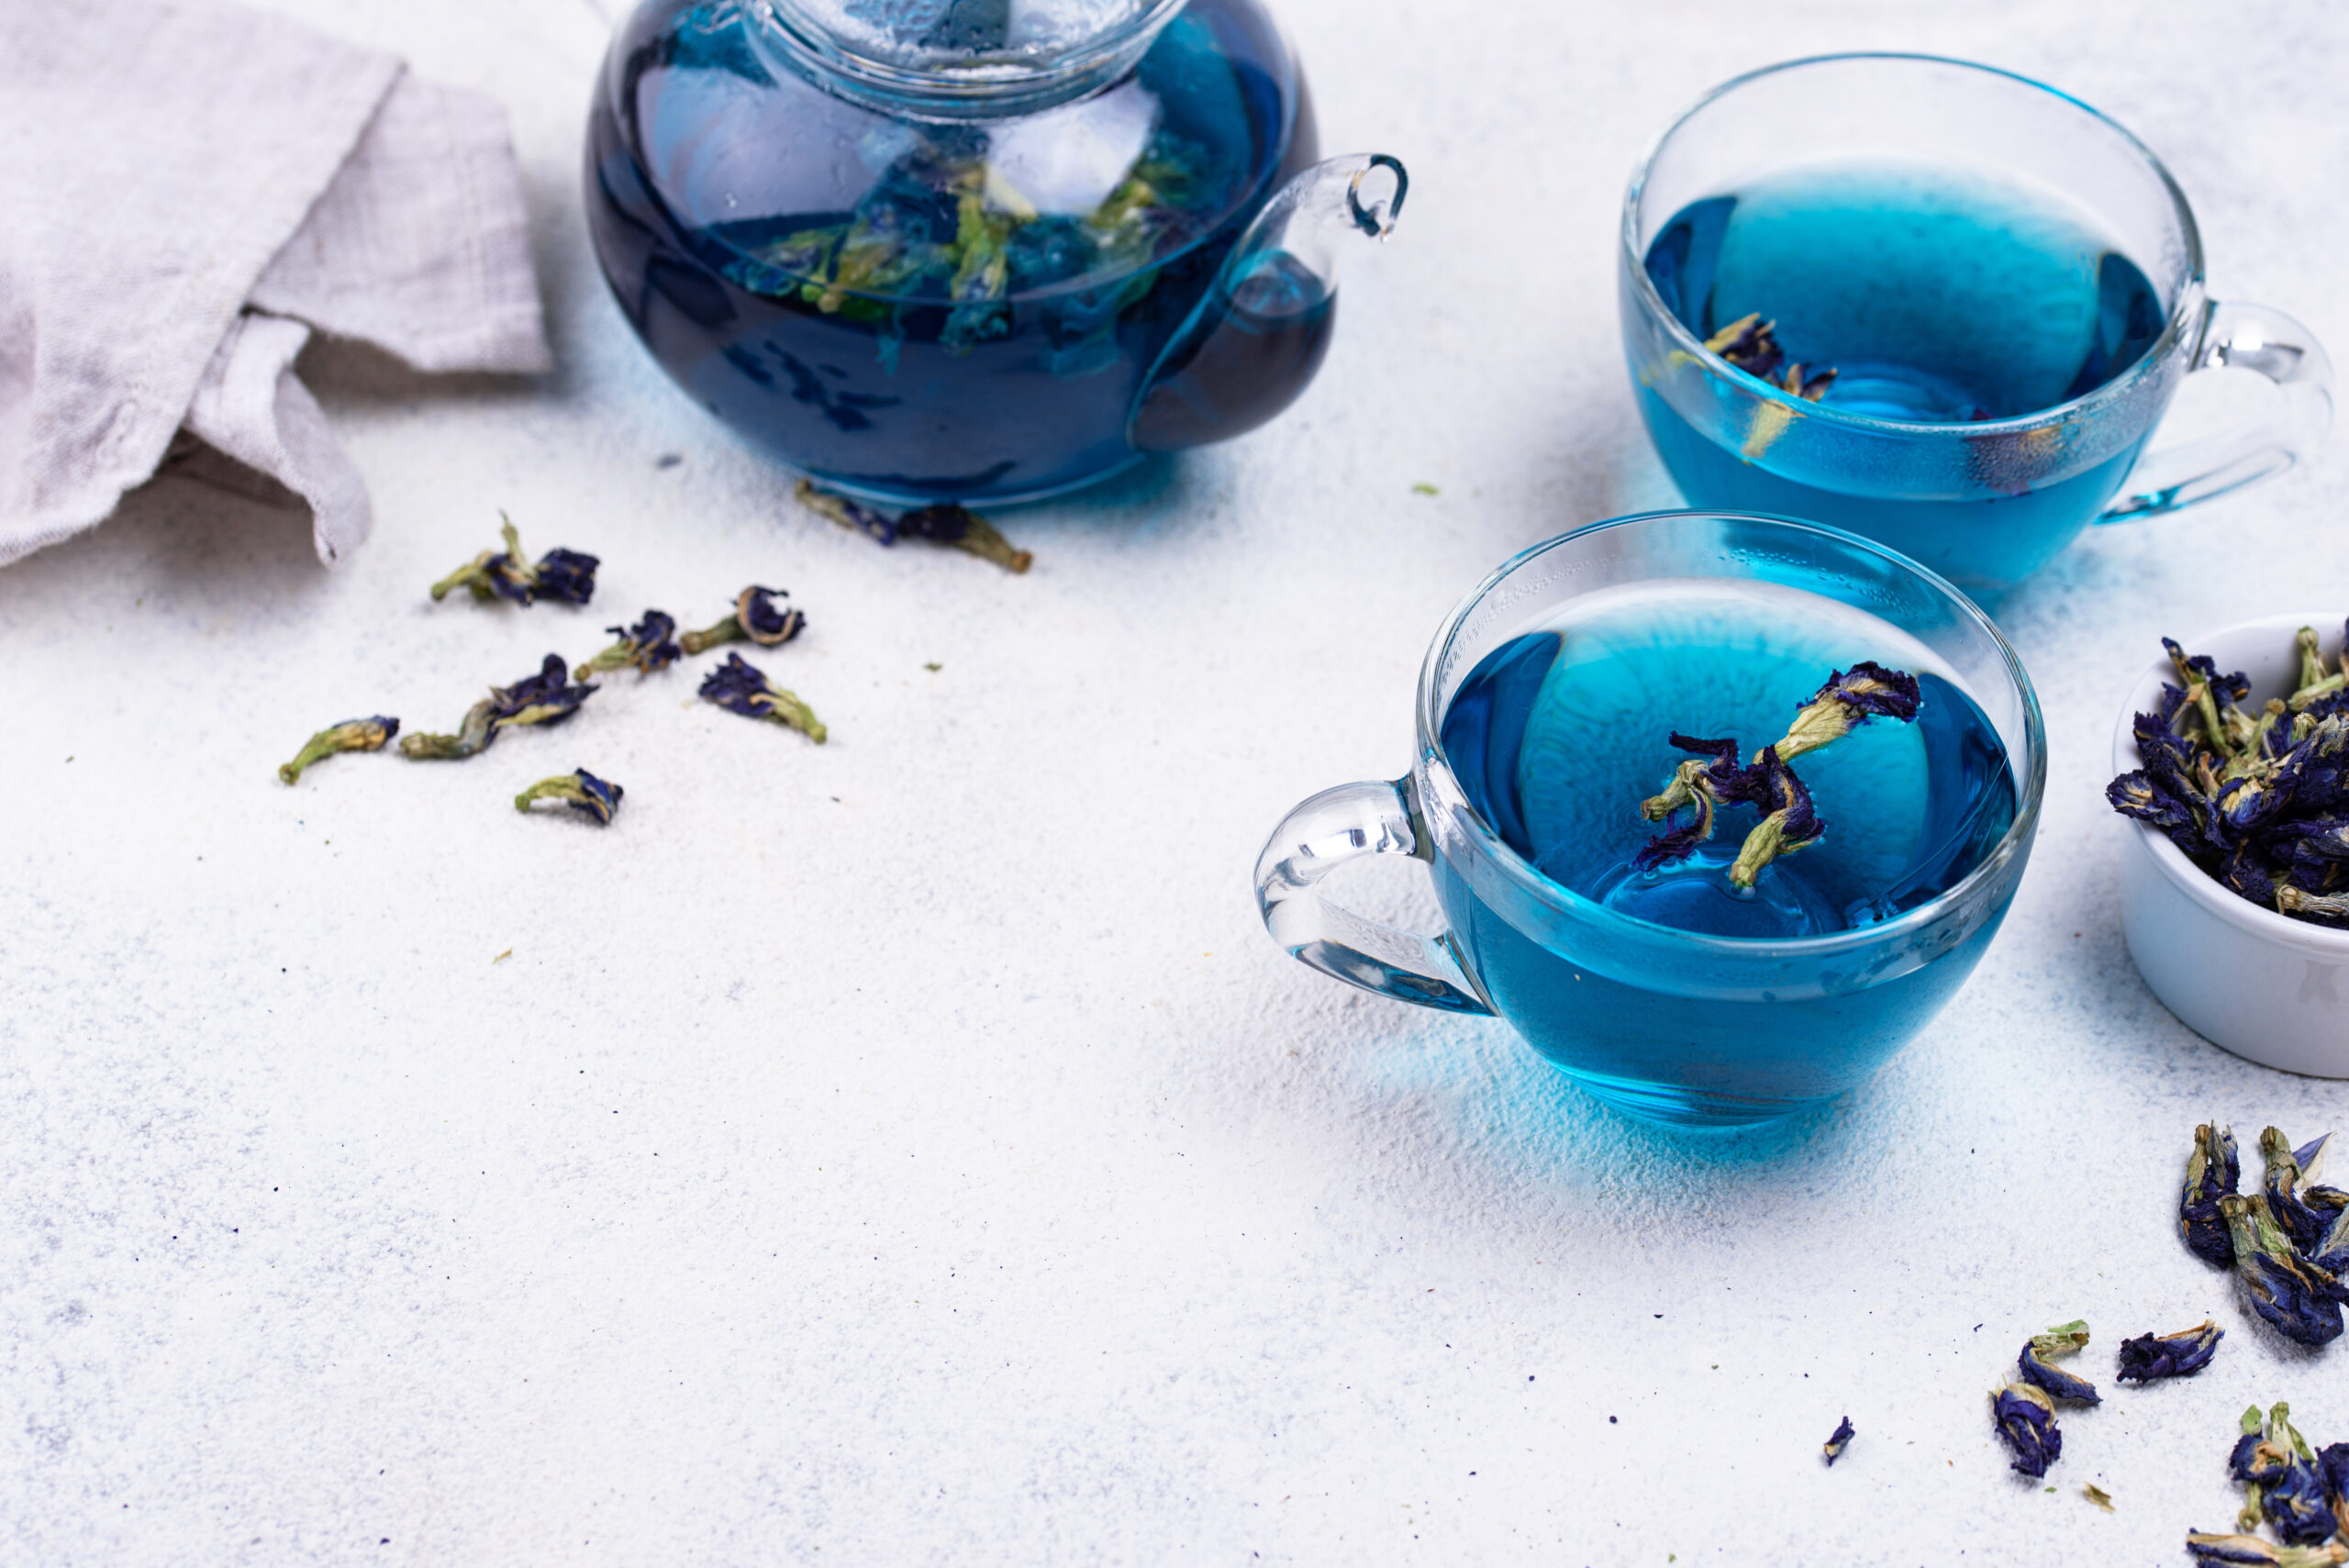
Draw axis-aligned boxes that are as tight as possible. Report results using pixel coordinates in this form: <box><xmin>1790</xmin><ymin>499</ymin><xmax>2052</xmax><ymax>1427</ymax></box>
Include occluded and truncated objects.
<box><xmin>0</xmin><ymin>0</ymin><xmax>552</xmax><ymax>569</ymax></box>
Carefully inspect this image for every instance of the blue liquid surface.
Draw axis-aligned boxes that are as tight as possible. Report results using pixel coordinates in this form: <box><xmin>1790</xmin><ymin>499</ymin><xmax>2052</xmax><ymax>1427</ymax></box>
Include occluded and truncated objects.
<box><xmin>1634</xmin><ymin>159</ymin><xmax>2169</xmax><ymax>594</ymax></box>
<box><xmin>585</xmin><ymin>0</ymin><xmax>1313</xmax><ymax>503</ymax></box>
<box><xmin>1431</xmin><ymin>583</ymin><xmax>2021</xmax><ymax>1125</ymax></box>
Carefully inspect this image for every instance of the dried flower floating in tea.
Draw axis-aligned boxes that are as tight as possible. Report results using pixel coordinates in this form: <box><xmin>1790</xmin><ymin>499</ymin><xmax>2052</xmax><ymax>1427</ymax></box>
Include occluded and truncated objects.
<box><xmin>681</xmin><ymin>586</ymin><xmax>807</xmax><ymax>655</ymax></box>
<box><xmin>1702</xmin><ymin>312</ymin><xmax>1838</xmax><ymax>403</ymax></box>
<box><xmin>514</xmin><ymin>769</ymin><xmax>623</xmax><ymax>825</ymax></box>
<box><xmin>700</xmin><ymin>652</ymin><xmax>827</xmax><ymax>743</ymax></box>
<box><xmin>399</xmin><ymin>655</ymin><xmax>598</xmax><ymax>761</ymax></box>
<box><xmin>2114</xmin><ymin>1320</ymin><xmax>2224</xmax><ymax>1383</ymax></box>
<box><xmin>796</xmin><ymin>479</ymin><xmax>1032</xmax><ymax>573</ymax></box>
<box><xmin>429</xmin><ymin>514</ymin><xmax>600</xmax><ymax>606</ymax></box>
<box><xmin>2186</xmin><ymin>1123</ymin><xmax>2246</xmax><ymax>1269</ymax></box>
<box><xmin>576</xmin><ymin>611</ymin><xmax>683</xmax><ymax>680</ymax></box>
<box><xmin>277</xmin><ymin>716</ymin><xmax>398</xmax><ymax>784</ymax></box>
<box><xmin>2108</xmin><ymin>625</ymin><xmax>2349</xmax><ymax>926</ymax></box>
<box><xmin>1637</xmin><ymin>663</ymin><xmax>1920</xmax><ymax>888</ymax></box>
<box><xmin>1821</xmin><ymin>1416</ymin><xmax>1854</xmax><ymax>1466</ymax></box>
<box><xmin>2016</xmin><ymin>1320</ymin><xmax>2100</xmax><ymax>1405</ymax></box>
<box><xmin>1990</xmin><ymin>1382</ymin><xmax>2062</xmax><ymax>1477</ymax></box>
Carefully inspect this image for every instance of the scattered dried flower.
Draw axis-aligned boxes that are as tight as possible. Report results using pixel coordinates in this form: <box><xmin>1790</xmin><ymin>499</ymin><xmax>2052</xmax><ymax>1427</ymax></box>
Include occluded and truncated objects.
<box><xmin>2083</xmin><ymin>1483</ymin><xmax>2114</xmax><ymax>1512</ymax></box>
<box><xmin>699</xmin><ymin>651</ymin><xmax>827</xmax><ymax>743</ymax></box>
<box><xmin>2185</xmin><ymin>1531</ymin><xmax>2348</xmax><ymax>1566</ymax></box>
<box><xmin>681</xmin><ymin>586</ymin><xmax>807</xmax><ymax>654</ymax></box>
<box><xmin>796</xmin><ymin>479</ymin><xmax>1031</xmax><ymax>573</ymax></box>
<box><xmin>514</xmin><ymin>769</ymin><xmax>624</xmax><ymax>825</ymax></box>
<box><xmin>1991</xmin><ymin>1382</ymin><xmax>2062</xmax><ymax>1477</ymax></box>
<box><xmin>1821</xmin><ymin>1416</ymin><xmax>1854</xmax><ymax>1466</ymax></box>
<box><xmin>2114</xmin><ymin>1320</ymin><xmax>2223</xmax><ymax>1383</ymax></box>
<box><xmin>2185</xmin><ymin>1123</ymin><xmax>2244</xmax><ymax>1269</ymax></box>
<box><xmin>2017</xmin><ymin>1320</ymin><xmax>2100</xmax><ymax>1405</ymax></box>
<box><xmin>399</xmin><ymin>655</ymin><xmax>597</xmax><ymax>761</ymax></box>
<box><xmin>2221</xmin><ymin>1195</ymin><xmax>2346</xmax><ymax>1347</ymax></box>
<box><xmin>576</xmin><ymin>611</ymin><xmax>682</xmax><ymax>680</ymax></box>
<box><xmin>429</xmin><ymin>514</ymin><xmax>599</xmax><ymax>606</ymax></box>
<box><xmin>277</xmin><ymin>716</ymin><xmax>398</xmax><ymax>784</ymax></box>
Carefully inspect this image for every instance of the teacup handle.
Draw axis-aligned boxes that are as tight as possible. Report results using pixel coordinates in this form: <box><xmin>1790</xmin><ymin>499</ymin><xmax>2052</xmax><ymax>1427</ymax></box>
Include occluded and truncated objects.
<box><xmin>2099</xmin><ymin>299</ymin><xmax>2334</xmax><ymax>522</ymax></box>
<box><xmin>1252</xmin><ymin>776</ymin><xmax>1494</xmax><ymax>1015</ymax></box>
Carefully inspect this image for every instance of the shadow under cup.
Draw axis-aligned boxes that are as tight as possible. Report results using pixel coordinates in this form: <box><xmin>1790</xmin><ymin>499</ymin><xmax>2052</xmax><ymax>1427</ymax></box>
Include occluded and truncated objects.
<box><xmin>1619</xmin><ymin>54</ymin><xmax>2332</xmax><ymax>601</ymax></box>
<box><xmin>1254</xmin><ymin>513</ymin><xmax>2046</xmax><ymax>1129</ymax></box>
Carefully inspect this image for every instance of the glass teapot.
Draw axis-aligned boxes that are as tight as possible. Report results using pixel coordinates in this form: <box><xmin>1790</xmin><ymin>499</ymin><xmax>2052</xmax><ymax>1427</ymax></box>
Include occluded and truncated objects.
<box><xmin>585</xmin><ymin>0</ymin><xmax>1407</xmax><ymax>504</ymax></box>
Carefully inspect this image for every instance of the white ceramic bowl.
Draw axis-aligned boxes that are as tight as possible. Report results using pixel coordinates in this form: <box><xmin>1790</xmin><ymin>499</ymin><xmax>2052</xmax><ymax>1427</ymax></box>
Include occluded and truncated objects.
<box><xmin>2113</xmin><ymin>611</ymin><xmax>2349</xmax><ymax>1077</ymax></box>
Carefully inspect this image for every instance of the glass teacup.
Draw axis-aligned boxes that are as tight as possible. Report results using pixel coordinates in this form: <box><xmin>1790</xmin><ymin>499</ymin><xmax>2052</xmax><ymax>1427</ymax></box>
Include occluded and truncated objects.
<box><xmin>1619</xmin><ymin>54</ymin><xmax>2333</xmax><ymax>601</ymax></box>
<box><xmin>1252</xmin><ymin>511</ymin><xmax>2046</xmax><ymax>1129</ymax></box>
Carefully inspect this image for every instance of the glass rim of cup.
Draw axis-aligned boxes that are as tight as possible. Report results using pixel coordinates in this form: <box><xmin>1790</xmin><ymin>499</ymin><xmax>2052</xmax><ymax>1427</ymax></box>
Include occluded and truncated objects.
<box><xmin>1620</xmin><ymin>51</ymin><xmax>2209</xmax><ymax>439</ymax></box>
<box><xmin>1410</xmin><ymin>508</ymin><xmax>2050</xmax><ymax>958</ymax></box>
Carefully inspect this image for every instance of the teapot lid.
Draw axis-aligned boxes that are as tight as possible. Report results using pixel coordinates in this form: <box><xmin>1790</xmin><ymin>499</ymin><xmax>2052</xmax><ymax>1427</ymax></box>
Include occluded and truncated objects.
<box><xmin>763</xmin><ymin>0</ymin><xmax>1186</xmax><ymax>108</ymax></box>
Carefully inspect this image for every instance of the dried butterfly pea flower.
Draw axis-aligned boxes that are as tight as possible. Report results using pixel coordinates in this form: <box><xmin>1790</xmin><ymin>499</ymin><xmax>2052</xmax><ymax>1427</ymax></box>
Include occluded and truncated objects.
<box><xmin>2115</xmin><ymin>1319</ymin><xmax>2223</xmax><ymax>1383</ymax></box>
<box><xmin>1776</xmin><ymin>663</ymin><xmax>1923</xmax><ymax>762</ymax></box>
<box><xmin>1777</xmin><ymin>363</ymin><xmax>1837</xmax><ymax>402</ymax></box>
<box><xmin>2262</xmin><ymin>1128</ymin><xmax>2338</xmax><ymax>1255</ymax></box>
<box><xmin>2186</xmin><ymin>1532</ymin><xmax>2349</xmax><ymax>1566</ymax></box>
<box><xmin>681</xmin><ymin>587</ymin><xmax>807</xmax><ymax>655</ymax></box>
<box><xmin>699</xmin><ymin>651</ymin><xmax>827</xmax><ymax>743</ymax></box>
<box><xmin>2288</xmin><ymin>623</ymin><xmax>2348</xmax><ymax>713</ymax></box>
<box><xmin>1990</xmin><ymin>1382</ymin><xmax>2061</xmax><ymax>1477</ymax></box>
<box><xmin>576</xmin><ymin>611</ymin><xmax>682</xmax><ymax>680</ymax></box>
<box><xmin>277</xmin><ymin>716</ymin><xmax>398</xmax><ymax>784</ymax></box>
<box><xmin>2016</xmin><ymin>1320</ymin><xmax>2099</xmax><ymax>1405</ymax></box>
<box><xmin>795</xmin><ymin>479</ymin><xmax>1033</xmax><ymax>573</ymax></box>
<box><xmin>1729</xmin><ymin>746</ymin><xmax>1822</xmax><ymax>889</ymax></box>
<box><xmin>396</xmin><ymin>698</ymin><xmax>497</xmax><ymax>760</ymax></box>
<box><xmin>2083</xmin><ymin>1483</ymin><xmax>2114</xmax><ymax>1512</ymax></box>
<box><xmin>429</xmin><ymin>514</ymin><xmax>600</xmax><ymax>606</ymax></box>
<box><xmin>2184</xmin><ymin>1123</ymin><xmax>2243</xmax><ymax>1268</ymax></box>
<box><xmin>2277</xmin><ymin>886</ymin><xmax>2349</xmax><ymax>926</ymax></box>
<box><xmin>399</xmin><ymin>655</ymin><xmax>598</xmax><ymax>761</ymax></box>
<box><xmin>2221</xmin><ymin>1195</ymin><xmax>2347</xmax><ymax>1347</ymax></box>
<box><xmin>1704</xmin><ymin>313</ymin><xmax>1787</xmax><ymax>380</ymax></box>
<box><xmin>1636</xmin><ymin>733</ymin><xmax>1756</xmax><ymax>870</ymax></box>
<box><xmin>2318</xmin><ymin>1442</ymin><xmax>2349</xmax><ymax>1540</ymax></box>
<box><xmin>1821</xmin><ymin>1416</ymin><xmax>1854</xmax><ymax>1466</ymax></box>
<box><xmin>898</xmin><ymin>503</ymin><xmax>1035</xmax><ymax>573</ymax></box>
<box><xmin>514</xmin><ymin>769</ymin><xmax>623</xmax><ymax>825</ymax></box>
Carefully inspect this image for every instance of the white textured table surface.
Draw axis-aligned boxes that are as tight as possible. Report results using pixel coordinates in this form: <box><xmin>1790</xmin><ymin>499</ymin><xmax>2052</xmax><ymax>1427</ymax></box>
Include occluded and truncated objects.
<box><xmin>6</xmin><ymin>1</ymin><xmax>2349</xmax><ymax>1562</ymax></box>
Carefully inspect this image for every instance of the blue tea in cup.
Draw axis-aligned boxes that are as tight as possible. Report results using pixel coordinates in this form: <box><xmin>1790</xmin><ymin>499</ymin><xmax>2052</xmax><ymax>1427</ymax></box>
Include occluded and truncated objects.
<box><xmin>1619</xmin><ymin>55</ymin><xmax>2333</xmax><ymax>600</ymax></box>
<box><xmin>1253</xmin><ymin>512</ymin><xmax>2045</xmax><ymax>1128</ymax></box>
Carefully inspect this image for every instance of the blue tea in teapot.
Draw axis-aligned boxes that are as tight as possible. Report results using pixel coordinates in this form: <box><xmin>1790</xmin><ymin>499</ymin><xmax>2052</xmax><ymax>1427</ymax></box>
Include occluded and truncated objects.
<box><xmin>586</xmin><ymin>0</ymin><xmax>1405</xmax><ymax>504</ymax></box>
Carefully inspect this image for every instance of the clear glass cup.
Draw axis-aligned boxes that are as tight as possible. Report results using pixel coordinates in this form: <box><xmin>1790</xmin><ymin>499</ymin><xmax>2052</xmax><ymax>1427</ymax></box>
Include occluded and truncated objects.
<box><xmin>1619</xmin><ymin>54</ymin><xmax>2333</xmax><ymax>601</ymax></box>
<box><xmin>1252</xmin><ymin>511</ymin><xmax>2047</xmax><ymax>1129</ymax></box>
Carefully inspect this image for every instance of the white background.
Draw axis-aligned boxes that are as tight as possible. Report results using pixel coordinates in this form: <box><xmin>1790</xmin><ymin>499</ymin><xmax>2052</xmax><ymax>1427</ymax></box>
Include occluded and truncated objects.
<box><xmin>5</xmin><ymin>0</ymin><xmax>2348</xmax><ymax>1562</ymax></box>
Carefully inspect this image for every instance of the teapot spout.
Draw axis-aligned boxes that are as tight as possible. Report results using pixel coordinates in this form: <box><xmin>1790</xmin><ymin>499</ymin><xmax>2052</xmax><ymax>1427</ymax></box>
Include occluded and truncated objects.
<box><xmin>1127</xmin><ymin>153</ymin><xmax>1408</xmax><ymax>453</ymax></box>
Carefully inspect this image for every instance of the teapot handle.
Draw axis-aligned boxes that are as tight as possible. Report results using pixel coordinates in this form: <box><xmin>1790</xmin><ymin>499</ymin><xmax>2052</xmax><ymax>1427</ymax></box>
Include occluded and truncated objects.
<box><xmin>1126</xmin><ymin>153</ymin><xmax>1408</xmax><ymax>453</ymax></box>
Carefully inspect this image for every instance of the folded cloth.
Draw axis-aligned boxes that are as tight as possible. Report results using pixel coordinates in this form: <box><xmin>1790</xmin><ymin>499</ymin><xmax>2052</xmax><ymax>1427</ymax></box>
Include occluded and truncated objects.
<box><xmin>0</xmin><ymin>0</ymin><xmax>552</xmax><ymax>569</ymax></box>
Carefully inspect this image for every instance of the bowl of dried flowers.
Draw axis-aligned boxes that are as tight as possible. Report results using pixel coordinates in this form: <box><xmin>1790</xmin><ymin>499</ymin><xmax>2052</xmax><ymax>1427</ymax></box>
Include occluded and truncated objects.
<box><xmin>2109</xmin><ymin>613</ymin><xmax>2349</xmax><ymax>1076</ymax></box>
